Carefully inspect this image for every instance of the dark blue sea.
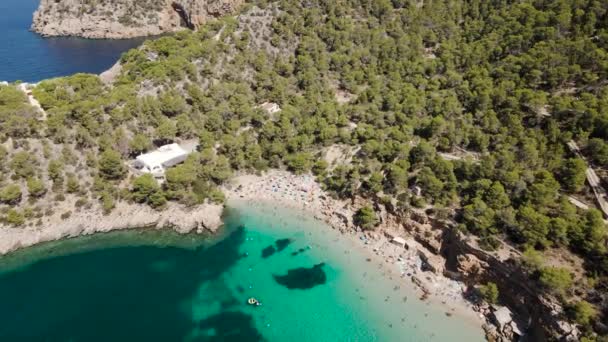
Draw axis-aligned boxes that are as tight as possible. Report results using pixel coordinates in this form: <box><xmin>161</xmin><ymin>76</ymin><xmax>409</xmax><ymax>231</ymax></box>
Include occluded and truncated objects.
<box><xmin>0</xmin><ymin>0</ymin><xmax>145</xmax><ymax>82</ymax></box>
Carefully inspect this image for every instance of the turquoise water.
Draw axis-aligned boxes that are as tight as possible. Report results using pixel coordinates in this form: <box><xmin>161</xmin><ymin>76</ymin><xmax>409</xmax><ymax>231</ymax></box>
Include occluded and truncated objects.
<box><xmin>0</xmin><ymin>0</ymin><xmax>146</xmax><ymax>82</ymax></box>
<box><xmin>0</xmin><ymin>203</ymin><xmax>484</xmax><ymax>341</ymax></box>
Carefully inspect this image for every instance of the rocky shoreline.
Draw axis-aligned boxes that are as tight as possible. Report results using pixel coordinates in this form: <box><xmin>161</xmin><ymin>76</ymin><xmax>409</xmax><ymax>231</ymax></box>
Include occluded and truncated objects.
<box><xmin>0</xmin><ymin>198</ymin><xmax>223</xmax><ymax>255</ymax></box>
<box><xmin>31</xmin><ymin>0</ymin><xmax>243</xmax><ymax>39</ymax></box>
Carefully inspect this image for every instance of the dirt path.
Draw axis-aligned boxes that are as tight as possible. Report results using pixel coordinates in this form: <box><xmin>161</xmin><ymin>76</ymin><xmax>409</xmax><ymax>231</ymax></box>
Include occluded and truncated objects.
<box><xmin>18</xmin><ymin>83</ymin><xmax>47</xmax><ymax>120</ymax></box>
<box><xmin>567</xmin><ymin>140</ymin><xmax>608</xmax><ymax>218</ymax></box>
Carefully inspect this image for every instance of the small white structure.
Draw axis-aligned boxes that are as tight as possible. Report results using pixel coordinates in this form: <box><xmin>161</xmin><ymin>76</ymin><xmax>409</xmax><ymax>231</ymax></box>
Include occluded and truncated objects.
<box><xmin>258</xmin><ymin>102</ymin><xmax>281</xmax><ymax>114</ymax></box>
<box><xmin>391</xmin><ymin>236</ymin><xmax>407</xmax><ymax>248</ymax></box>
<box><xmin>133</xmin><ymin>143</ymin><xmax>189</xmax><ymax>178</ymax></box>
<box><xmin>0</xmin><ymin>81</ymin><xmax>8</xmax><ymax>86</ymax></box>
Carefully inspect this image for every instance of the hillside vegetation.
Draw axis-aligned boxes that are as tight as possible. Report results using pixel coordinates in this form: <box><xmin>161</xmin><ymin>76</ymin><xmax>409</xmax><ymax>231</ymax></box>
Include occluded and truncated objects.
<box><xmin>2</xmin><ymin>0</ymin><xmax>608</xmax><ymax>338</ymax></box>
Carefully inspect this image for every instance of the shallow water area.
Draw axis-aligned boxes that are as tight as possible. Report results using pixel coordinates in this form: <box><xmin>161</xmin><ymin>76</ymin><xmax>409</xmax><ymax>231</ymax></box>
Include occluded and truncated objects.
<box><xmin>229</xmin><ymin>201</ymin><xmax>485</xmax><ymax>341</ymax></box>
<box><xmin>0</xmin><ymin>203</ymin><xmax>484</xmax><ymax>341</ymax></box>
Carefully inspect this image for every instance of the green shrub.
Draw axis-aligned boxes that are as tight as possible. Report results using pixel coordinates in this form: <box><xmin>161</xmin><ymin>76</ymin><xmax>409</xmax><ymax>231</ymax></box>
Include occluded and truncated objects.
<box><xmin>568</xmin><ymin>301</ymin><xmax>597</xmax><ymax>326</ymax></box>
<box><xmin>101</xmin><ymin>191</ymin><xmax>115</xmax><ymax>214</ymax></box>
<box><xmin>75</xmin><ymin>198</ymin><xmax>88</xmax><ymax>208</ymax></box>
<box><xmin>478</xmin><ymin>282</ymin><xmax>499</xmax><ymax>304</ymax></box>
<box><xmin>47</xmin><ymin>159</ymin><xmax>64</xmax><ymax>181</ymax></box>
<box><xmin>286</xmin><ymin>153</ymin><xmax>312</xmax><ymax>174</ymax></box>
<box><xmin>98</xmin><ymin>150</ymin><xmax>126</xmax><ymax>180</ymax></box>
<box><xmin>131</xmin><ymin>174</ymin><xmax>160</xmax><ymax>203</ymax></box>
<box><xmin>208</xmin><ymin>188</ymin><xmax>226</xmax><ymax>204</ymax></box>
<box><xmin>66</xmin><ymin>175</ymin><xmax>80</xmax><ymax>194</ymax></box>
<box><xmin>5</xmin><ymin>209</ymin><xmax>25</xmax><ymax>226</ymax></box>
<box><xmin>354</xmin><ymin>206</ymin><xmax>378</xmax><ymax>230</ymax></box>
<box><xmin>148</xmin><ymin>191</ymin><xmax>167</xmax><ymax>209</ymax></box>
<box><xmin>27</xmin><ymin>178</ymin><xmax>47</xmax><ymax>198</ymax></box>
<box><xmin>10</xmin><ymin>152</ymin><xmax>37</xmax><ymax>179</ymax></box>
<box><xmin>129</xmin><ymin>134</ymin><xmax>152</xmax><ymax>155</ymax></box>
<box><xmin>522</xmin><ymin>248</ymin><xmax>544</xmax><ymax>271</ymax></box>
<box><xmin>479</xmin><ymin>236</ymin><xmax>501</xmax><ymax>251</ymax></box>
<box><xmin>410</xmin><ymin>196</ymin><xmax>426</xmax><ymax>208</ymax></box>
<box><xmin>539</xmin><ymin>267</ymin><xmax>573</xmax><ymax>294</ymax></box>
<box><xmin>0</xmin><ymin>184</ymin><xmax>22</xmax><ymax>205</ymax></box>
<box><xmin>312</xmin><ymin>160</ymin><xmax>328</xmax><ymax>175</ymax></box>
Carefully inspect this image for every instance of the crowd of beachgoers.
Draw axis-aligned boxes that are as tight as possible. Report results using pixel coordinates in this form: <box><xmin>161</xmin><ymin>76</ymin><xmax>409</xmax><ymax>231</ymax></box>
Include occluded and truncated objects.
<box><xmin>224</xmin><ymin>170</ymin><xmax>484</xmax><ymax>326</ymax></box>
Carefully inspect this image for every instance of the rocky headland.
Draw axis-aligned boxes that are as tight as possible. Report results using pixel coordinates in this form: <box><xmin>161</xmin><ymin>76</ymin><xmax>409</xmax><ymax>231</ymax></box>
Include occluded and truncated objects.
<box><xmin>0</xmin><ymin>199</ymin><xmax>223</xmax><ymax>255</ymax></box>
<box><xmin>31</xmin><ymin>0</ymin><xmax>244</xmax><ymax>39</ymax></box>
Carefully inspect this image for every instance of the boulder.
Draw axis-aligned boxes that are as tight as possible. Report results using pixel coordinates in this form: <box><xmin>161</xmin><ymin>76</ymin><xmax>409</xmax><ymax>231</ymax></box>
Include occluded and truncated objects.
<box><xmin>456</xmin><ymin>254</ymin><xmax>488</xmax><ymax>280</ymax></box>
<box><xmin>417</xmin><ymin>248</ymin><xmax>445</xmax><ymax>274</ymax></box>
<box><xmin>482</xmin><ymin>323</ymin><xmax>499</xmax><ymax>341</ymax></box>
<box><xmin>334</xmin><ymin>210</ymin><xmax>351</xmax><ymax>226</ymax></box>
<box><xmin>384</xmin><ymin>231</ymin><xmax>397</xmax><ymax>240</ymax></box>
<box><xmin>410</xmin><ymin>210</ymin><xmax>428</xmax><ymax>224</ymax></box>
<box><xmin>391</xmin><ymin>237</ymin><xmax>406</xmax><ymax>248</ymax></box>
<box><xmin>557</xmin><ymin>321</ymin><xmax>580</xmax><ymax>341</ymax></box>
<box><xmin>415</xmin><ymin>227</ymin><xmax>442</xmax><ymax>254</ymax></box>
<box><xmin>491</xmin><ymin>305</ymin><xmax>513</xmax><ymax>331</ymax></box>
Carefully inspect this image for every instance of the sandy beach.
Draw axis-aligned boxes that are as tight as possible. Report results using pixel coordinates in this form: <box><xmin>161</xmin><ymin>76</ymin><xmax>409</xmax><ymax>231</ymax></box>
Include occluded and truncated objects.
<box><xmin>223</xmin><ymin>170</ymin><xmax>485</xmax><ymax>328</ymax></box>
<box><xmin>0</xmin><ymin>169</ymin><xmax>484</xmax><ymax>330</ymax></box>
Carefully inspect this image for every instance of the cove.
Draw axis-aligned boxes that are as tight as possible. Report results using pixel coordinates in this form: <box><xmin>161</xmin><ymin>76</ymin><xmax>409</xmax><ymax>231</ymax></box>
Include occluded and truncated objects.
<box><xmin>0</xmin><ymin>0</ymin><xmax>146</xmax><ymax>83</ymax></box>
<box><xmin>0</xmin><ymin>203</ymin><xmax>485</xmax><ymax>341</ymax></box>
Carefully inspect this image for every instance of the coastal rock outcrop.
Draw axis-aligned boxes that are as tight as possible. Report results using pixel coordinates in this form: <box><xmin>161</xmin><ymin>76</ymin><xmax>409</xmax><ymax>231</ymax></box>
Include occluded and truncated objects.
<box><xmin>441</xmin><ymin>228</ymin><xmax>582</xmax><ymax>341</ymax></box>
<box><xmin>456</xmin><ymin>254</ymin><xmax>488</xmax><ymax>282</ymax></box>
<box><xmin>31</xmin><ymin>0</ymin><xmax>243</xmax><ymax>39</ymax></box>
<box><xmin>0</xmin><ymin>201</ymin><xmax>224</xmax><ymax>255</ymax></box>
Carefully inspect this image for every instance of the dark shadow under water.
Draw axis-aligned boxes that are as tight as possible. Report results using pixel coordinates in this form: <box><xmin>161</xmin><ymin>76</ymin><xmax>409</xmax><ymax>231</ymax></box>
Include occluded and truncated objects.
<box><xmin>261</xmin><ymin>238</ymin><xmax>294</xmax><ymax>259</ymax></box>
<box><xmin>0</xmin><ymin>226</ymin><xmax>265</xmax><ymax>341</ymax></box>
<box><xmin>273</xmin><ymin>263</ymin><xmax>327</xmax><ymax>290</ymax></box>
<box><xmin>197</xmin><ymin>311</ymin><xmax>265</xmax><ymax>342</ymax></box>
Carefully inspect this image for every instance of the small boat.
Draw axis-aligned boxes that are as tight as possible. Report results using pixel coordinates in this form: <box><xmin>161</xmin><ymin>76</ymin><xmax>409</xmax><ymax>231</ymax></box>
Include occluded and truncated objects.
<box><xmin>247</xmin><ymin>297</ymin><xmax>262</xmax><ymax>306</ymax></box>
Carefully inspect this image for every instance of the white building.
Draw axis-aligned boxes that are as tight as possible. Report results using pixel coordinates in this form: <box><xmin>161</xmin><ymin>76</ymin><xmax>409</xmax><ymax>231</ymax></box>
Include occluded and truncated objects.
<box><xmin>133</xmin><ymin>143</ymin><xmax>190</xmax><ymax>178</ymax></box>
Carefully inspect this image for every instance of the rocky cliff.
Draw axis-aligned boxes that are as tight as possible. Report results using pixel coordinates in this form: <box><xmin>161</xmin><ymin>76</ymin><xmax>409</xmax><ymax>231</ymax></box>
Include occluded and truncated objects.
<box><xmin>31</xmin><ymin>0</ymin><xmax>243</xmax><ymax>39</ymax></box>
<box><xmin>440</xmin><ymin>228</ymin><xmax>581</xmax><ymax>341</ymax></box>
<box><xmin>387</xmin><ymin>205</ymin><xmax>581</xmax><ymax>341</ymax></box>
